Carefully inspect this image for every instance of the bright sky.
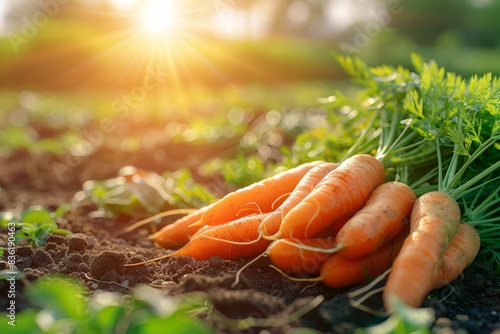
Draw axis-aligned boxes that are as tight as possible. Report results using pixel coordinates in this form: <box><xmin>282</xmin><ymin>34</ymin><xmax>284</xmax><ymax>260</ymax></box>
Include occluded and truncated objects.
<box><xmin>108</xmin><ymin>0</ymin><xmax>135</xmax><ymax>10</ymax></box>
<box><xmin>0</xmin><ymin>0</ymin><xmax>388</xmax><ymax>38</ymax></box>
<box><xmin>0</xmin><ymin>0</ymin><xmax>7</xmax><ymax>33</ymax></box>
<box><xmin>0</xmin><ymin>0</ymin><xmax>179</xmax><ymax>36</ymax></box>
<box><xmin>137</xmin><ymin>0</ymin><xmax>178</xmax><ymax>37</ymax></box>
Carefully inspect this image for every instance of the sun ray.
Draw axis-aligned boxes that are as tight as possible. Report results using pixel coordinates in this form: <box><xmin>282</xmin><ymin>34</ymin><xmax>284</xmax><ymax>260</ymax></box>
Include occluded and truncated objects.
<box><xmin>4</xmin><ymin>0</ymin><xmax>281</xmax><ymax>115</ymax></box>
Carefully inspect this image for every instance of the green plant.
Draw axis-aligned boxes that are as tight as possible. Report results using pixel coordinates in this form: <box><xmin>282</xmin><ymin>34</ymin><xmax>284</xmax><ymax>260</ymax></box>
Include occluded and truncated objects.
<box><xmin>288</xmin><ymin>53</ymin><xmax>500</xmax><ymax>273</ymax></box>
<box><xmin>355</xmin><ymin>298</ymin><xmax>434</xmax><ymax>334</ymax></box>
<box><xmin>73</xmin><ymin>166</ymin><xmax>217</xmax><ymax>218</ymax></box>
<box><xmin>202</xmin><ymin>155</ymin><xmax>268</xmax><ymax>188</ymax></box>
<box><xmin>0</xmin><ymin>275</ymin><xmax>215</xmax><ymax>334</ymax></box>
<box><xmin>0</xmin><ymin>274</ymin><xmax>326</xmax><ymax>333</ymax></box>
<box><xmin>209</xmin><ymin>53</ymin><xmax>500</xmax><ymax>277</ymax></box>
<box><xmin>0</xmin><ymin>205</ymin><xmax>71</xmax><ymax>247</ymax></box>
<box><xmin>0</xmin><ymin>125</ymin><xmax>88</xmax><ymax>157</ymax></box>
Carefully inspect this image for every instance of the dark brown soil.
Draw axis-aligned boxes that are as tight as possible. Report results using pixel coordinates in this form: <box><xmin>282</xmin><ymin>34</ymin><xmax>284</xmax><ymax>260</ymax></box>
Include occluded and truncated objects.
<box><xmin>1</xmin><ymin>148</ymin><xmax>500</xmax><ymax>334</ymax></box>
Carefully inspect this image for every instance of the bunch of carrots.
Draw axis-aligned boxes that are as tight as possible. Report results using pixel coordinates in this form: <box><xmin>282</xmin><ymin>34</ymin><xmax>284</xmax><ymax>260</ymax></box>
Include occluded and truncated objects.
<box><xmin>126</xmin><ymin>153</ymin><xmax>480</xmax><ymax>312</ymax></box>
<box><xmin>125</xmin><ymin>54</ymin><xmax>500</xmax><ymax>315</ymax></box>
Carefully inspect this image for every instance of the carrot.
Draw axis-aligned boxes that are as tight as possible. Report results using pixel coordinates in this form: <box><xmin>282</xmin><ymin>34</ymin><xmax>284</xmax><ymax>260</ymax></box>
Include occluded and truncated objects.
<box><xmin>150</xmin><ymin>160</ymin><xmax>324</xmax><ymax>248</ymax></box>
<box><xmin>433</xmin><ymin>222</ymin><xmax>480</xmax><ymax>289</ymax></box>
<box><xmin>277</xmin><ymin>154</ymin><xmax>385</xmax><ymax>239</ymax></box>
<box><xmin>320</xmin><ymin>228</ymin><xmax>408</xmax><ymax>288</ymax></box>
<box><xmin>259</xmin><ymin>162</ymin><xmax>339</xmax><ymax>239</ymax></box>
<box><xmin>263</xmin><ymin>213</ymin><xmax>354</xmax><ymax>276</ymax></box>
<box><xmin>128</xmin><ymin>213</ymin><xmax>272</xmax><ymax>264</ymax></box>
<box><xmin>149</xmin><ymin>206</ymin><xmax>209</xmax><ymax>249</ymax></box>
<box><xmin>382</xmin><ymin>191</ymin><xmax>461</xmax><ymax>311</ymax></box>
<box><xmin>267</xmin><ymin>237</ymin><xmax>337</xmax><ymax>275</ymax></box>
<box><xmin>271</xmin><ymin>227</ymin><xmax>409</xmax><ymax>288</ymax></box>
<box><xmin>317</xmin><ymin>214</ymin><xmax>354</xmax><ymax>238</ymax></box>
<box><xmin>333</xmin><ymin>181</ymin><xmax>416</xmax><ymax>260</ymax></box>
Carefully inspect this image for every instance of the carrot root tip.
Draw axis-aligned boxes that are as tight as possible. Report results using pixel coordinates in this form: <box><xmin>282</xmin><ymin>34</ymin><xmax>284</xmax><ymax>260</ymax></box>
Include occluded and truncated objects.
<box><xmin>231</xmin><ymin>253</ymin><xmax>265</xmax><ymax>288</ymax></box>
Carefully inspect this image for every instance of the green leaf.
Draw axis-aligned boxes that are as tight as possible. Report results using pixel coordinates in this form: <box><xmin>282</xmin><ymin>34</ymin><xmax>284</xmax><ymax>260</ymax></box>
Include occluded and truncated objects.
<box><xmin>0</xmin><ymin>211</ymin><xmax>14</xmax><ymax>228</ymax></box>
<box><xmin>21</xmin><ymin>207</ymin><xmax>55</xmax><ymax>226</ymax></box>
<box><xmin>77</xmin><ymin>166</ymin><xmax>216</xmax><ymax>218</ymax></box>
<box><xmin>132</xmin><ymin>316</ymin><xmax>214</xmax><ymax>334</ymax></box>
<box><xmin>52</xmin><ymin>203</ymin><xmax>70</xmax><ymax>219</ymax></box>
<box><xmin>90</xmin><ymin>305</ymin><xmax>126</xmax><ymax>333</ymax></box>
<box><xmin>20</xmin><ymin>222</ymin><xmax>38</xmax><ymax>235</ymax></box>
<box><xmin>0</xmin><ymin>309</ymin><xmax>40</xmax><ymax>334</ymax></box>
<box><xmin>27</xmin><ymin>275</ymin><xmax>89</xmax><ymax>321</ymax></box>
<box><xmin>410</xmin><ymin>53</ymin><xmax>424</xmax><ymax>73</ymax></box>
<box><xmin>133</xmin><ymin>287</ymin><xmax>210</xmax><ymax>317</ymax></box>
<box><xmin>356</xmin><ymin>297</ymin><xmax>434</xmax><ymax>334</ymax></box>
<box><xmin>32</xmin><ymin>225</ymin><xmax>54</xmax><ymax>247</ymax></box>
<box><xmin>391</xmin><ymin>298</ymin><xmax>435</xmax><ymax>331</ymax></box>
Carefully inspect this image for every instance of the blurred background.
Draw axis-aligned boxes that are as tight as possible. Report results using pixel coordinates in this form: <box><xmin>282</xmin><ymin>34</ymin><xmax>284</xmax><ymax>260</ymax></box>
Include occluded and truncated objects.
<box><xmin>1</xmin><ymin>0</ymin><xmax>500</xmax><ymax>187</ymax></box>
<box><xmin>1</xmin><ymin>0</ymin><xmax>500</xmax><ymax>92</ymax></box>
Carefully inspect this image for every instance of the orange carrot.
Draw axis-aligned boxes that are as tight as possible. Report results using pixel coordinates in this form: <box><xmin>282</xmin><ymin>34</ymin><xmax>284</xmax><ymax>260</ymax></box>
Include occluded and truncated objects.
<box><xmin>259</xmin><ymin>162</ymin><xmax>339</xmax><ymax>239</ymax></box>
<box><xmin>315</xmin><ymin>214</ymin><xmax>355</xmax><ymax>238</ymax></box>
<box><xmin>263</xmin><ymin>213</ymin><xmax>354</xmax><ymax>276</ymax></box>
<box><xmin>319</xmin><ymin>228</ymin><xmax>408</xmax><ymax>288</ymax></box>
<box><xmin>129</xmin><ymin>213</ymin><xmax>272</xmax><ymax>263</ymax></box>
<box><xmin>334</xmin><ymin>181</ymin><xmax>416</xmax><ymax>260</ymax></box>
<box><xmin>149</xmin><ymin>207</ymin><xmax>208</xmax><ymax>249</ymax></box>
<box><xmin>277</xmin><ymin>154</ymin><xmax>385</xmax><ymax>239</ymax></box>
<box><xmin>150</xmin><ymin>161</ymin><xmax>324</xmax><ymax>248</ymax></box>
<box><xmin>433</xmin><ymin>222</ymin><xmax>480</xmax><ymax>289</ymax></box>
<box><xmin>271</xmin><ymin>227</ymin><xmax>409</xmax><ymax>288</ymax></box>
<box><xmin>383</xmin><ymin>191</ymin><xmax>461</xmax><ymax>311</ymax></box>
<box><xmin>262</xmin><ymin>182</ymin><xmax>416</xmax><ymax>271</ymax></box>
<box><xmin>267</xmin><ymin>237</ymin><xmax>337</xmax><ymax>275</ymax></box>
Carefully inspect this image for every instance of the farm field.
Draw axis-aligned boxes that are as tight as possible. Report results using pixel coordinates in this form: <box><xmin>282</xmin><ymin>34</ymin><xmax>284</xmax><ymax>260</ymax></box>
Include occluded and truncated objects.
<box><xmin>1</xmin><ymin>1</ymin><xmax>500</xmax><ymax>333</ymax></box>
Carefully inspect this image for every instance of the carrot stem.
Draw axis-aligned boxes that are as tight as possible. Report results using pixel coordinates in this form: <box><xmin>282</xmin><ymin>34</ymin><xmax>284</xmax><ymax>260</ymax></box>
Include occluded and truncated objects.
<box><xmin>340</xmin><ymin>108</ymin><xmax>380</xmax><ymax>162</ymax></box>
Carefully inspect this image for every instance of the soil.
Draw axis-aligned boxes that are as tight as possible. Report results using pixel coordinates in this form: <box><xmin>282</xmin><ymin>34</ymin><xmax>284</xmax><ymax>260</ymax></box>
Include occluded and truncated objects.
<box><xmin>1</xmin><ymin>146</ymin><xmax>500</xmax><ymax>334</ymax></box>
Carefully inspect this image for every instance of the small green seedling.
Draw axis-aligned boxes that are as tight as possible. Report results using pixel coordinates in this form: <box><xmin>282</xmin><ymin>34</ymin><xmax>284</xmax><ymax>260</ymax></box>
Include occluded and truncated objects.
<box><xmin>0</xmin><ymin>204</ymin><xmax>71</xmax><ymax>247</ymax></box>
<box><xmin>73</xmin><ymin>165</ymin><xmax>216</xmax><ymax>218</ymax></box>
<box><xmin>355</xmin><ymin>297</ymin><xmax>435</xmax><ymax>334</ymax></box>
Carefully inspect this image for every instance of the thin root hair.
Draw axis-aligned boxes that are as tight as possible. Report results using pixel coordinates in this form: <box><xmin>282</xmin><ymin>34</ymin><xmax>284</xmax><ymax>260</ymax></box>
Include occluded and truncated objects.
<box><xmin>232</xmin><ymin>253</ymin><xmax>266</xmax><ymax>288</ymax></box>
<box><xmin>348</xmin><ymin>287</ymin><xmax>388</xmax><ymax>317</ymax></box>
<box><xmin>437</xmin><ymin>284</ymin><xmax>455</xmax><ymax>303</ymax></box>
<box><xmin>268</xmin><ymin>264</ymin><xmax>320</xmax><ymax>283</ymax></box>
<box><xmin>347</xmin><ymin>268</ymin><xmax>391</xmax><ymax>298</ymax></box>
<box><xmin>199</xmin><ymin>233</ymin><xmax>263</xmax><ymax>246</ymax></box>
<box><xmin>235</xmin><ymin>201</ymin><xmax>263</xmax><ymax>216</ymax></box>
<box><xmin>114</xmin><ymin>208</ymin><xmax>196</xmax><ymax>237</ymax></box>
<box><xmin>123</xmin><ymin>253</ymin><xmax>173</xmax><ymax>267</ymax></box>
<box><xmin>304</xmin><ymin>197</ymin><xmax>321</xmax><ymax>238</ymax></box>
<box><xmin>271</xmin><ymin>192</ymin><xmax>292</xmax><ymax>210</ymax></box>
<box><xmin>346</xmin><ymin>268</ymin><xmax>391</xmax><ymax>317</ymax></box>
<box><xmin>277</xmin><ymin>238</ymin><xmax>341</xmax><ymax>255</ymax></box>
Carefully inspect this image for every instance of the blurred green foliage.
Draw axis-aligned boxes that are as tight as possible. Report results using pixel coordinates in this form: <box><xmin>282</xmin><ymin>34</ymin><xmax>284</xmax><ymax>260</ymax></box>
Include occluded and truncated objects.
<box><xmin>2</xmin><ymin>0</ymin><xmax>500</xmax><ymax>92</ymax></box>
<box><xmin>356</xmin><ymin>297</ymin><xmax>434</xmax><ymax>334</ymax></box>
<box><xmin>0</xmin><ymin>275</ymin><xmax>215</xmax><ymax>334</ymax></box>
<box><xmin>0</xmin><ymin>205</ymin><xmax>71</xmax><ymax>247</ymax></box>
<box><xmin>73</xmin><ymin>166</ymin><xmax>217</xmax><ymax>218</ymax></box>
<box><xmin>389</xmin><ymin>0</ymin><xmax>500</xmax><ymax>48</ymax></box>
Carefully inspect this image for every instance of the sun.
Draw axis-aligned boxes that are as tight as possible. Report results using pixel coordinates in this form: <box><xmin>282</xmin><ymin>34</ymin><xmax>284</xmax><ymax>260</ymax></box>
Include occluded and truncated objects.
<box><xmin>138</xmin><ymin>0</ymin><xmax>178</xmax><ymax>37</ymax></box>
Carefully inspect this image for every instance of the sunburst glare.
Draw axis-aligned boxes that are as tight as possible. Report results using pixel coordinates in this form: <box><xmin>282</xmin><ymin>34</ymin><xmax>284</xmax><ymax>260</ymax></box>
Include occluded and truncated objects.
<box><xmin>138</xmin><ymin>0</ymin><xmax>178</xmax><ymax>37</ymax></box>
